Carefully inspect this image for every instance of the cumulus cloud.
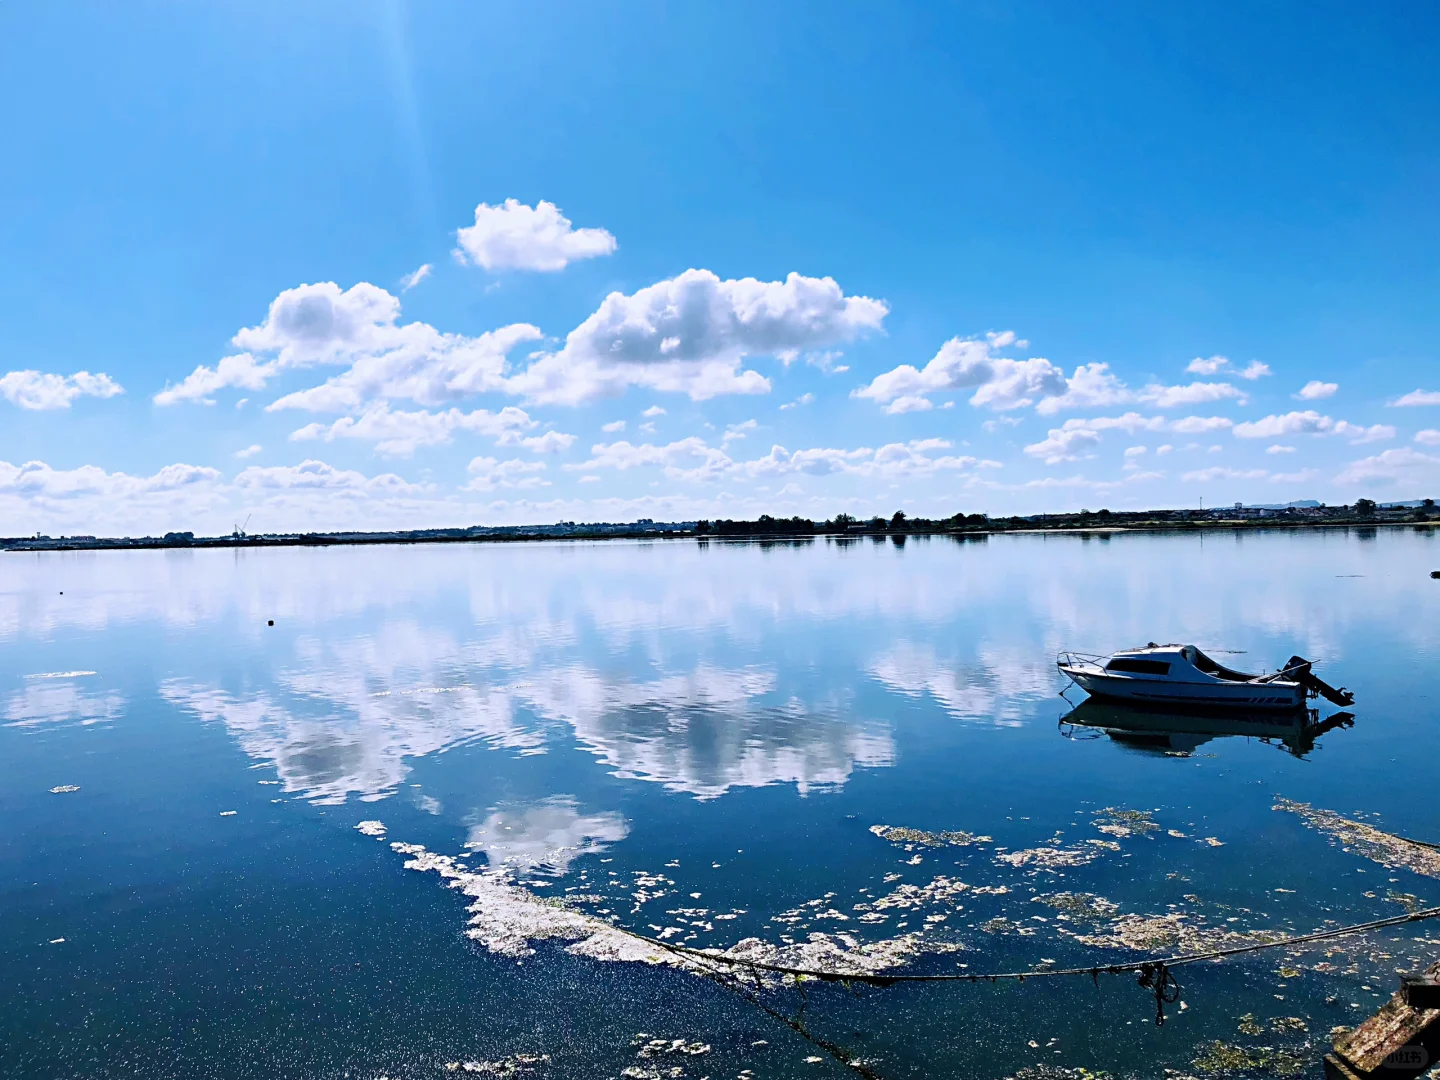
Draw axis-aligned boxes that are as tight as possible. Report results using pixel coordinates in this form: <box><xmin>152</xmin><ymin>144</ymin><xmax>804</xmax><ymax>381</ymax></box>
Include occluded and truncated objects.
<box><xmin>266</xmin><ymin>320</ymin><xmax>544</xmax><ymax>414</ymax></box>
<box><xmin>1392</xmin><ymin>390</ymin><xmax>1440</xmax><ymax>407</ymax></box>
<box><xmin>235</xmin><ymin>444</ymin><xmax>263</xmax><ymax>459</ymax></box>
<box><xmin>2</xmin><ymin>370</ymin><xmax>123</xmax><ymax>410</ymax></box>
<box><xmin>510</xmin><ymin>269</ymin><xmax>887</xmax><ymax>406</ymax></box>
<box><xmin>155</xmin><ymin>353</ymin><xmax>274</xmax><ymax>406</ymax></box>
<box><xmin>561</xmin><ymin>435</ymin><xmax>993</xmax><ymax>484</ymax></box>
<box><xmin>642</xmin><ymin>405</ymin><xmax>667</xmax><ymax>418</ymax></box>
<box><xmin>779</xmin><ymin>392</ymin><xmax>815</xmax><ymax>410</ymax></box>
<box><xmin>855</xmin><ymin>335</ymin><xmax>1249</xmax><ymax>416</ymax></box>
<box><xmin>158</xmin><ymin>281</ymin><xmax>544</xmax><ymax>411</ymax></box>
<box><xmin>233</xmin><ymin>459</ymin><xmax>428</xmax><ymax>496</ymax></box>
<box><xmin>1415</xmin><ymin>430</ymin><xmax>1440</xmax><ymax>447</ymax></box>
<box><xmin>601</xmin><ymin>420</ymin><xmax>626</xmax><ymax>433</ymax></box>
<box><xmin>289</xmin><ymin>404</ymin><xmax>536</xmax><ymax>457</ymax></box>
<box><xmin>0</xmin><ymin>459</ymin><xmax>219</xmax><ymax>499</ymax></box>
<box><xmin>1295</xmin><ymin>380</ymin><xmax>1337</xmax><ymax>400</ymax></box>
<box><xmin>517</xmin><ymin>431</ymin><xmax>576</xmax><ymax>454</ymax></box>
<box><xmin>854</xmin><ymin>332</ymin><xmax>1065</xmax><ymax>415</ymax></box>
<box><xmin>1185</xmin><ymin>356</ymin><xmax>1269</xmax><ymax>380</ymax></box>
<box><xmin>453</xmin><ymin>199</ymin><xmax>617</xmax><ymax>272</ymax></box>
<box><xmin>1169</xmin><ymin>415</ymin><xmax>1234</xmax><ymax>434</ymax></box>
<box><xmin>1023</xmin><ymin>413</ymin><xmax>1166</xmax><ymax>464</ymax></box>
<box><xmin>1266</xmin><ymin>444</ymin><xmax>1296</xmax><ymax>454</ymax></box>
<box><xmin>1334</xmin><ymin>447</ymin><xmax>1440</xmax><ymax>486</ymax></box>
<box><xmin>1232</xmin><ymin>410</ymin><xmax>1395</xmax><ymax>443</ymax></box>
<box><xmin>465</xmin><ymin>456</ymin><xmax>548</xmax><ymax>492</ymax></box>
<box><xmin>565</xmin><ymin>438</ymin><xmax>732</xmax><ymax>481</ymax></box>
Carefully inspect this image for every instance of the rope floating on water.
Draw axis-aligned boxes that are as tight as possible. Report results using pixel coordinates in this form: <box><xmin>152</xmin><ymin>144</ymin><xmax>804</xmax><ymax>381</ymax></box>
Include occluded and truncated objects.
<box><xmin>626</xmin><ymin>906</ymin><xmax>1440</xmax><ymax>1025</ymax></box>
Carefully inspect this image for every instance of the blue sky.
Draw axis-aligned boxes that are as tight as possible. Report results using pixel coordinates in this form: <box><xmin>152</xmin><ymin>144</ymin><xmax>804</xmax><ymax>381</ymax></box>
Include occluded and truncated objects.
<box><xmin>3</xmin><ymin>1</ymin><xmax>1439</xmax><ymax>534</ymax></box>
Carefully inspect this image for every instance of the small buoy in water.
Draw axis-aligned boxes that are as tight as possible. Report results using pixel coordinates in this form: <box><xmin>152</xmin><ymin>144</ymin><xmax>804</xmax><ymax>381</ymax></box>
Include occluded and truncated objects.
<box><xmin>1432</xmin><ymin>570</ymin><xmax>1440</xmax><ymax>579</ymax></box>
<box><xmin>267</xmin><ymin>619</ymin><xmax>274</xmax><ymax>626</ymax></box>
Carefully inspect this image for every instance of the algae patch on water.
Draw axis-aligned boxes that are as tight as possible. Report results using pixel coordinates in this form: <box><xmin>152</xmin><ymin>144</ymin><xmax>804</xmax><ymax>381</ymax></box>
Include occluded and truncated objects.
<box><xmin>1273</xmin><ymin>798</ymin><xmax>1440</xmax><ymax>879</ymax></box>
<box><xmin>869</xmin><ymin>824</ymin><xmax>992</xmax><ymax>848</ymax></box>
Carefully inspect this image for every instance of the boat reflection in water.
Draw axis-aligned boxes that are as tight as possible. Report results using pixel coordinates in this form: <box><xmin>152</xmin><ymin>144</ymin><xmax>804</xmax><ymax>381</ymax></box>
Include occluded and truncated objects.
<box><xmin>1059</xmin><ymin>698</ymin><xmax>1355</xmax><ymax>758</ymax></box>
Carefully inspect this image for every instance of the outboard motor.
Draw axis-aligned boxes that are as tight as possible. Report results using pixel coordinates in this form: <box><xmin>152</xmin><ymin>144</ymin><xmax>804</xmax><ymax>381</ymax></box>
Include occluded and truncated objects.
<box><xmin>1284</xmin><ymin>656</ymin><xmax>1355</xmax><ymax>707</ymax></box>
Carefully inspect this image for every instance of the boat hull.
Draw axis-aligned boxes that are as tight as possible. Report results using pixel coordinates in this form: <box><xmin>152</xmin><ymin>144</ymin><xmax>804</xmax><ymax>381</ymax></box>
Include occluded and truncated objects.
<box><xmin>1063</xmin><ymin>669</ymin><xmax>1305</xmax><ymax>710</ymax></box>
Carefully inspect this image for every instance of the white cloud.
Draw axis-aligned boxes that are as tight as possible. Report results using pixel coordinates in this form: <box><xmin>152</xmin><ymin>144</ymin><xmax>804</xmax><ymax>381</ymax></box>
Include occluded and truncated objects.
<box><xmin>1023</xmin><ymin>413</ymin><xmax>1165</xmax><ymax>464</ymax></box>
<box><xmin>642</xmin><ymin>405</ymin><xmax>667</xmax><ymax>418</ymax></box>
<box><xmin>517</xmin><ymin>431</ymin><xmax>576</xmax><ymax>454</ymax></box>
<box><xmin>464</xmin><ymin>456</ymin><xmax>548</xmax><ymax>492</ymax></box>
<box><xmin>1392</xmin><ymin>390</ymin><xmax>1440</xmax><ymax>407</ymax></box>
<box><xmin>1334</xmin><ymin>447</ymin><xmax>1440</xmax><ymax>486</ymax></box>
<box><xmin>1415</xmin><ymin>430</ymin><xmax>1440</xmax><ymax>447</ymax></box>
<box><xmin>1184</xmin><ymin>356</ymin><xmax>1269</xmax><ymax>380</ymax></box>
<box><xmin>399</xmin><ymin>263</ymin><xmax>432</xmax><ymax>292</ymax></box>
<box><xmin>1032</xmin><ymin>363</ymin><xmax>1132</xmax><ymax>415</ymax></box>
<box><xmin>1169</xmin><ymin>415</ymin><xmax>1234</xmax><ymax>434</ymax></box>
<box><xmin>779</xmin><ymin>393</ymin><xmax>815</xmax><ymax>410</ymax></box>
<box><xmin>233</xmin><ymin>460</ymin><xmax>428</xmax><ymax>496</ymax></box>
<box><xmin>235</xmin><ymin>444</ymin><xmax>263</xmax><ymax>459</ymax></box>
<box><xmin>1138</xmin><ymin>381</ymin><xmax>1247</xmax><ymax>409</ymax></box>
<box><xmin>854</xmin><ymin>332</ymin><xmax>1066</xmax><ymax>415</ymax></box>
<box><xmin>804</xmin><ymin>350</ymin><xmax>848</xmax><ymax>374</ymax></box>
<box><xmin>1185</xmin><ymin>355</ymin><xmax>1229</xmax><ymax>376</ymax></box>
<box><xmin>1156</xmin><ymin>444</ymin><xmax>1173</xmax><ymax>455</ymax></box>
<box><xmin>266</xmin><ymin>320</ymin><xmax>544</xmax><ymax>414</ymax></box>
<box><xmin>601</xmin><ymin>420</ymin><xmax>626</xmax><ymax>433</ymax></box>
<box><xmin>1123</xmin><ymin>446</ymin><xmax>1147</xmax><ymax>457</ymax></box>
<box><xmin>722</xmin><ymin>419</ymin><xmax>757</xmax><ymax>445</ymax></box>
<box><xmin>453</xmin><ymin>199</ymin><xmax>617</xmax><ymax>272</ymax></box>
<box><xmin>1180</xmin><ymin>467</ymin><xmax>1270</xmax><ymax>483</ymax></box>
<box><xmin>510</xmin><ymin>269</ymin><xmax>886</xmax><ymax>406</ymax></box>
<box><xmin>565</xmin><ymin>438</ymin><xmax>731</xmax><ymax>481</ymax></box>
<box><xmin>289</xmin><ymin>404</ymin><xmax>536</xmax><ymax>457</ymax></box>
<box><xmin>1232</xmin><ymin>410</ymin><xmax>1395</xmax><ymax>444</ymax></box>
<box><xmin>155</xmin><ymin>353</ymin><xmax>274</xmax><ymax>406</ymax></box>
<box><xmin>1266</xmin><ymin>444</ymin><xmax>1296</xmax><ymax>454</ymax></box>
<box><xmin>1295</xmin><ymin>380</ymin><xmax>1337</xmax><ymax>401</ymax></box>
<box><xmin>0</xmin><ymin>459</ymin><xmax>219</xmax><ymax>499</ymax></box>
<box><xmin>1</xmin><ymin>370</ymin><xmax>123</xmax><ymax>410</ymax></box>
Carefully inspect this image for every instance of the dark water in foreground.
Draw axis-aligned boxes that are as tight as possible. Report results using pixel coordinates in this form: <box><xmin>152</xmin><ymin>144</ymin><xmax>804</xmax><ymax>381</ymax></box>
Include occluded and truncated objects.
<box><xmin>3</xmin><ymin>528</ymin><xmax>1439</xmax><ymax>1080</ymax></box>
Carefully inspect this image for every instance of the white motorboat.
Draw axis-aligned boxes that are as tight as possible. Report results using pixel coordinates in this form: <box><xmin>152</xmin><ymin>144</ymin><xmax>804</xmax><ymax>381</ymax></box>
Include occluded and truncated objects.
<box><xmin>1056</xmin><ymin>644</ymin><xmax>1353</xmax><ymax>711</ymax></box>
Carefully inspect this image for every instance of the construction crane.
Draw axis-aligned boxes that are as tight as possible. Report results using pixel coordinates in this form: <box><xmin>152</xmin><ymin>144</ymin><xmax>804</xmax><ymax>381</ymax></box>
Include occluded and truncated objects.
<box><xmin>233</xmin><ymin>514</ymin><xmax>251</xmax><ymax>540</ymax></box>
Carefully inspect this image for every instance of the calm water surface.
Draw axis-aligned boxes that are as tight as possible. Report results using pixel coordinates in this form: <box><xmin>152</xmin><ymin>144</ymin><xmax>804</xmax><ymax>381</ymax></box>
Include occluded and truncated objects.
<box><xmin>3</xmin><ymin>529</ymin><xmax>1439</xmax><ymax>1079</ymax></box>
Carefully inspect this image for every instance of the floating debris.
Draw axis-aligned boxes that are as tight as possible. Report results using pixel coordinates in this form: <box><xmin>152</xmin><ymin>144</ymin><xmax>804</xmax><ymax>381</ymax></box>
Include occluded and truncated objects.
<box><xmin>219</xmin><ymin>810</ymin><xmax>237</xmax><ymax>817</ymax></box>
<box><xmin>869</xmin><ymin>825</ymin><xmax>992</xmax><ymax>847</ymax></box>
<box><xmin>633</xmin><ymin>1036</ymin><xmax>711</xmax><ymax>1058</ymax></box>
<box><xmin>442</xmin><ymin>1054</ymin><xmax>549</xmax><ymax>1076</ymax></box>
<box><xmin>995</xmin><ymin>846</ymin><xmax>1098</xmax><ymax>870</ymax></box>
<box><xmin>1034</xmin><ymin>892</ymin><xmax>1120</xmax><ymax>923</ymax></box>
<box><xmin>49</xmin><ymin>785</ymin><xmax>80</xmax><ymax>794</ymax></box>
<box><xmin>1066</xmin><ymin>912</ymin><xmax>1281</xmax><ymax>953</ymax></box>
<box><xmin>1274</xmin><ymin>798</ymin><xmax>1440</xmax><ymax>878</ymax></box>
<box><xmin>355</xmin><ymin>820</ymin><xmax>388</xmax><ymax>839</ymax></box>
<box><xmin>1091</xmin><ymin>808</ymin><xmax>1161</xmax><ymax>838</ymax></box>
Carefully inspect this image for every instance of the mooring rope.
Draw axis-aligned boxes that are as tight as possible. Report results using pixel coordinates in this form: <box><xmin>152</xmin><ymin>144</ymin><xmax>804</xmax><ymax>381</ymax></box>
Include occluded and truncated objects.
<box><xmin>624</xmin><ymin>906</ymin><xmax>1440</xmax><ymax>1025</ymax></box>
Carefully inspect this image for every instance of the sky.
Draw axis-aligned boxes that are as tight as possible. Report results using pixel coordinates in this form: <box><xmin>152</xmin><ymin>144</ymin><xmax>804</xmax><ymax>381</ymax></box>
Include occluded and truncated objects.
<box><xmin>3</xmin><ymin>1</ymin><xmax>1440</xmax><ymax>536</ymax></box>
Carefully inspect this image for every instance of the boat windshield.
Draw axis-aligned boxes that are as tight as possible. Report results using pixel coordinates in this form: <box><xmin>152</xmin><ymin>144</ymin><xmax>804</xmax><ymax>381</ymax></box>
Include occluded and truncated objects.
<box><xmin>1180</xmin><ymin>646</ymin><xmax>1256</xmax><ymax>682</ymax></box>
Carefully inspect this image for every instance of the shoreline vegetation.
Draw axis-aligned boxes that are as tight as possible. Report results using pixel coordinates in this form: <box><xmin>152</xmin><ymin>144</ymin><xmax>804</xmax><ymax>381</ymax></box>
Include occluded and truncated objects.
<box><xmin>3</xmin><ymin>498</ymin><xmax>1435</xmax><ymax>553</ymax></box>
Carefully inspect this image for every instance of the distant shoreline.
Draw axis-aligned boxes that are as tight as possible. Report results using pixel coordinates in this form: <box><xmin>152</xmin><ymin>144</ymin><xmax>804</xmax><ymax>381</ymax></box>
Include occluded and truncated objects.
<box><xmin>4</xmin><ymin>513</ymin><xmax>1433</xmax><ymax>554</ymax></box>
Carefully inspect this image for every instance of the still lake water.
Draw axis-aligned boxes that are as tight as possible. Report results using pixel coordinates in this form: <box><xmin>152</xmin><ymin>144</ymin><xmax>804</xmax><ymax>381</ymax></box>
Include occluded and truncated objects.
<box><xmin>3</xmin><ymin>529</ymin><xmax>1439</xmax><ymax>1080</ymax></box>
